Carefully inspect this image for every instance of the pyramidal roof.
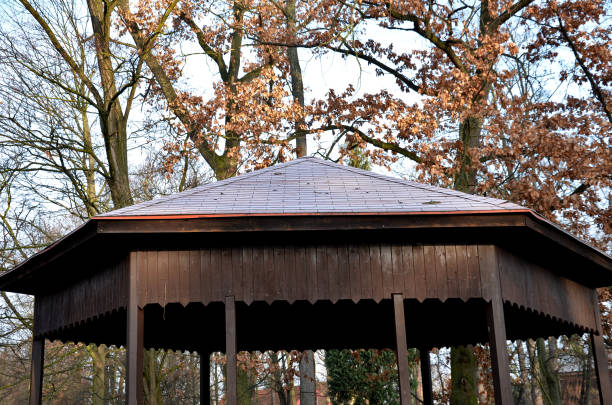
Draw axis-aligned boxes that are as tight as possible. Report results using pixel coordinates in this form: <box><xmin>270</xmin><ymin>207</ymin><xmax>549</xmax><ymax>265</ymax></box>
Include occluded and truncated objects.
<box><xmin>97</xmin><ymin>157</ymin><xmax>526</xmax><ymax>218</ymax></box>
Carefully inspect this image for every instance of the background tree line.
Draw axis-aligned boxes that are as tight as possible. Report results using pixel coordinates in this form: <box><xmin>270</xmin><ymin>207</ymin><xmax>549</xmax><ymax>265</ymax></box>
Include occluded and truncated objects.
<box><xmin>0</xmin><ymin>0</ymin><xmax>609</xmax><ymax>403</ymax></box>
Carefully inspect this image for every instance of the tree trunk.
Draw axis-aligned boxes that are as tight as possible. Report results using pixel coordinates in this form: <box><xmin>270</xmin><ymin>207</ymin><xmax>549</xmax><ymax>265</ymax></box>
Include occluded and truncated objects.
<box><xmin>517</xmin><ymin>341</ymin><xmax>530</xmax><ymax>405</ymax></box>
<box><xmin>450</xmin><ymin>345</ymin><xmax>478</xmax><ymax>405</ymax></box>
<box><xmin>300</xmin><ymin>351</ymin><xmax>316</xmax><ymax>405</ymax></box>
<box><xmin>87</xmin><ymin>344</ymin><xmax>107</xmax><ymax>405</ymax></box>
<box><xmin>286</xmin><ymin>0</ymin><xmax>307</xmax><ymax>157</ymax></box>
<box><xmin>527</xmin><ymin>339</ymin><xmax>544</xmax><ymax>405</ymax></box>
<box><xmin>536</xmin><ymin>338</ymin><xmax>561</xmax><ymax>405</ymax></box>
<box><xmin>86</xmin><ymin>0</ymin><xmax>132</xmax><ymax>208</ymax></box>
<box><xmin>144</xmin><ymin>348</ymin><xmax>163</xmax><ymax>405</ymax></box>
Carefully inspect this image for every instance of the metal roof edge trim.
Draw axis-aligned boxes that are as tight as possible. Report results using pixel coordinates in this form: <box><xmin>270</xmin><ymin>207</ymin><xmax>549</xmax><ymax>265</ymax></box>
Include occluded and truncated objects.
<box><xmin>92</xmin><ymin>209</ymin><xmax>534</xmax><ymax>220</ymax></box>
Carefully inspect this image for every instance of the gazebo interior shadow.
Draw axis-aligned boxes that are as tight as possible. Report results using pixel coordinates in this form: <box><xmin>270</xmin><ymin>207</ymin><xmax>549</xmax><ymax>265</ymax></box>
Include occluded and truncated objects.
<box><xmin>44</xmin><ymin>298</ymin><xmax>591</xmax><ymax>353</ymax></box>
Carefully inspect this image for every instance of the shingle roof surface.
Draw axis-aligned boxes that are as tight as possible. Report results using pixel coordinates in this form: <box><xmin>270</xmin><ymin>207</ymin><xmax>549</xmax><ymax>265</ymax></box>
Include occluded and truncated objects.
<box><xmin>98</xmin><ymin>157</ymin><xmax>526</xmax><ymax>217</ymax></box>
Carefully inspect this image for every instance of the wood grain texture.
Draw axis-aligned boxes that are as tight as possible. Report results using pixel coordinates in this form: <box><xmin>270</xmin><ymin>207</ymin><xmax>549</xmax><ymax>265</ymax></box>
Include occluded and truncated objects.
<box><xmin>487</xmin><ymin>296</ymin><xmax>513</xmax><ymax>405</ymax></box>
<box><xmin>225</xmin><ymin>296</ymin><xmax>237</xmax><ymax>405</ymax></box>
<box><xmin>393</xmin><ymin>294</ymin><xmax>411</xmax><ymax>405</ymax></box>
<box><xmin>36</xmin><ymin>255</ymin><xmax>128</xmax><ymax>336</ymax></box>
<box><xmin>127</xmin><ymin>252</ymin><xmax>144</xmax><ymax>405</ymax></box>
<box><xmin>33</xmin><ymin>243</ymin><xmax>601</xmax><ymax>340</ymax></box>
<box><xmin>29</xmin><ymin>300</ymin><xmax>44</xmax><ymax>405</ymax></box>
<box><xmin>497</xmin><ymin>246</ymin><xmax>598</xmax><ymax>331</ymax></box>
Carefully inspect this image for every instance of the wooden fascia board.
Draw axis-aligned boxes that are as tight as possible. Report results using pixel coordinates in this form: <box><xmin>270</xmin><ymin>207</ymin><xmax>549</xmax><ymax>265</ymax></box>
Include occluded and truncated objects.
<box><xmin>95</xmin><ymin>212</ymin><xmax>529</xmax><ymax>234</ymax></box>
<box><xmin>523</xmin><ymin>216</ymin><xmax>612</xmax><ymax>272</ymax></box>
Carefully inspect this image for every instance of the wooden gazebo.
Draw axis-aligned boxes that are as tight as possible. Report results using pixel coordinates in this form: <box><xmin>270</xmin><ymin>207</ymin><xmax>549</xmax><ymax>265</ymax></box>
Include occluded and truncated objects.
<box><xmin>1</xmin><ymin>157</ymin><xmax>611</xmax><ymax>405</ymax></box>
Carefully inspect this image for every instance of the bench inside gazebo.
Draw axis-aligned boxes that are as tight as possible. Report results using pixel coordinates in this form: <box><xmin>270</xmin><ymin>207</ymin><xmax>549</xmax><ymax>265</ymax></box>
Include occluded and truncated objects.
<box><xmin>0</xmin><ymin>157</ymin><xmax>611</xmax><ymax>405</ymax></box>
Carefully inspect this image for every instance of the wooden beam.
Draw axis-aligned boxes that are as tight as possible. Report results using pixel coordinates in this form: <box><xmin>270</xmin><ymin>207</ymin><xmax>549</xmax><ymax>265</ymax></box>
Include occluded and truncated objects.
<box><xmin>200</xmin><ymin>351</ymin><xmax>210</xmax><ymax>405</ymax></box>
<box><xmin>419</xmin><ymin>348</ymin><xmax>433</xmax><ymax>405</ymax></box>
<box><xmin>29</xmin><ymin>336</ymin><xmax>44</xmax><ymax>405</ymax></box>
<box><xmin>392</xmin><ymin>294</ymin><xmax>411</xmax><ymax>405</ymax></box>
<box><xmin>127</xmin><ymin>252</ymin><xmax>144</xmax><ymax>405</ymax></box>
<box><xmin>486</xmin><ymin>297</ymin><xmax>513</xmax><ymax>405</ymax></box>
<box><xmin>225</xmin><ymin>296</ymin><xmax>237</xmax><ymax>405</ymax></box>
<box><xmin>591</xmin><ymin>333</ymin><xmax>612</xmax><ymax>405</ymax></box>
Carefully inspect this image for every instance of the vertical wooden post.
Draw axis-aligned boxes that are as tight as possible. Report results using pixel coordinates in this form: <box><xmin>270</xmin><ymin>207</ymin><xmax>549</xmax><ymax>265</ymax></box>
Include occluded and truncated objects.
<box><xmin>392</xmin><ymin>294</ymin><xmax>411</xmax><ymax>405</ymax></box>
<box><xmin>29</xmin><ymin>334</ymin><xmax>44</xmax><ymax>405</ymax></box>
<box><xmin>419</xmin><ymin>348</ymin><xmax>433</xmax><ymax>405</ymax></box>
<box><xmin>225</xmin><ymin>296</ymin><xmax>237</xmax><ymax>405</ymax></box>
<box><xmin>591</xmin><ymin>333</ymin><xmax>612</xmax><ymax>405</ymax></box>
<box><xmin>201</xmin><ymin>350</ymin><xmax>210</xmax><ymax>405</ymax></box>
<box><xmin>486</xmin><ymin>296</ymin><xmax>513</xmax><ymax>405</ymax></box>
<box><xmin>127</xmin><ymin>252</ymin><xmax>144</xmax><ymax>405</ymax></box>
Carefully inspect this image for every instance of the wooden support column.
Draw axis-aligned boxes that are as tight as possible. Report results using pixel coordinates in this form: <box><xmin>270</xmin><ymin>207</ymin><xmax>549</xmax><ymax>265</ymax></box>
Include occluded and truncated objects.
<box><xmin>591</xmin><ymin>332</ymin><xmax>612</xmax><ymax>405</ymax></box>
<box><xmin>392</xmin><ymin>294</ymin><xmax>411</xmax><ymax>405</ymax></box>
<box><xmin>486</xmin><ymin>296</ymin><xmax>513</xmax><ymax>405</ymax></box>
<box><xmin>127</xmin><ymin>252</ymin><xmax>144</xmax><ymax>405</ymax></box>
<box><xmin>419</xmin><ymin>348</ymin><xmax>433</xmax><ymax>405</ymax></box>
<box><xmin>200</xmin><ymin>351</ymin><xmax>210</xmax><ymax>405</ymax></box>
<box><xmin>225</xmin><ymin>296</ymin><xmax>237</xmax><ymax>405</ymax></box>
<box><xmin>29</xmin><ymin>335</ymin><xmax>44</xmax><ymax>405</ymax></box>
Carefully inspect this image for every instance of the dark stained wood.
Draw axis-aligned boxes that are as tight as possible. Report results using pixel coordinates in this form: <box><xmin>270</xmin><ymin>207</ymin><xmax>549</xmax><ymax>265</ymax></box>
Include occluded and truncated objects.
<box><xmin>286</xmin><ymin>247</ymin><xmax>297</xmax><ymax>303</ymax></box>
<box><xmin>127</xmin><ymin>252</ymin><xmax>144</xmax><ymax>405</ymax></box>
<box><xmin>273</xmin><ymin>247</ymin><xmax>284</xmax><ymax>301</ymax></box>
<box><xmin>97</xmin><ymin>213</ymin><xmax>529</xmax><ymax>235</ymax></box>
<box><xmin>486</xmin><ymin>296</ymin><xmax>513</xmax><ymax>405</ymax></box>
<box><xmin>200</xmin><ymin>351</ymin><xmax>210</xmax><ymax>405</ymax></box>
<box><xmin>423</xmin><ymin>245</ymin><xmax>437</xmax><ymax>298</ymax></box>
<box><xmin>392</xmin><ymin>294</ymin><xmax>411</xmax><ymax>405</ymax></box>
<box><xmin>316</xmin><ymin>246</ymin><xmax>329</xmax><ymax>301</ymax></box>
<box><xmin>189</xmin><ymin>250</ymin><xmax>201</xmax><ymax>304</ymax></box>
<box><xmin>200</xmin><ymin>249</ymin><xmax>211</xmax><ymax>304</ymax></box>
<box><xmin>413</xmin><ymin>245</ymin><xmax>426</xmax><ymax>302</ymax></box>
<box><xmin>434</xmin><ymin>245</ymin><xmax>448</xmax><ymax>301</ymax></box>
<box><xmin>370</xmin><ymin>244</ymin><xmax>383</xmax><ymax>302</ymax></box>
<box><xmin>210</xmin><ymin>249</ymin><xmax>222</xmax><ymax>302</ymax></box>
<box><xmin>242</xmin><ymin>247</ymin><xmax>254</xmax><ymax>304</ymax></box>
<box><xmin>137</xmin><ymin>251</ymin><xmax>147</xmax><ymax>308</ymax></box>
<box><xmin>6</xmin><ymin>210</ymin><xmax>612</xmax><ymax>298</ymax></box>
<box><xmin>179</xmin><ymin>250</ymin><xmax>190</xmax><ymax>306</ymax></box>
<box><xmin>381</xmin><ymin>244</ymin><xmax>394</xmax><ymax>298</ymax></box>
<box><xmin>232</xmin><ymin>247</ymin><xmax>243</xmax><ymax>302</ymax></box>
<box><xmin>305</xmin><ymin>246</ymin><xmax>317</xmax><ymax>303</ymax></box>
<box><xmin>419</xmin><ymin>348</ymin><xmax>433</xmax><ymax>405</ymax></box>
<box><xmin>358</xmin><ymin>244</ymin><xmax>372</xmax><ymax>299</ymax></box>
<box><xmin>337</xmin><ymin>245</ymin><xmax>350</xmax><ymax>302</ymax></box>
<box><xmin>391</xmin><ymin>244</ymin><xmax>404</xmax><ymax>294</ymax></box>
<box><xmin>29</xmin><ymin>298</ymin><xmax>44</xmax><ymax>405</ymax></box>
<box><xmin>158</xmin><ymin>250</ymin><xmax>169</xmax><ymax>307</ymax></box>
<box><xmin>222</xmin><ymin>248</ymin><xmax>232</xmax><ymax>297</ymax></box>
<box><xmin>455</xmin><ymin>245</ymin><xmax>469</xmax><ymax>301</ymax></box>
<box><xmin>252</xmin><ymin>246</ymin><xmax>264</xmax><ymax>302</ymax></box>
<box><xmin>327</xmin><ymin>246</ymin><xmax>339</xmax><ymax>303</ymax></box>
<box><xmin>225</xmin><ymin>296</ymin><xmax>237</xmax><ymax>405</ymax></box>
<box><xmin>168</xmin><ymin>250</ymin><xmax>179</xmax><ymax>304</ymax></box>
<box><xmin>590</xmin><ymin>333</ymin><xmax>612</xmax><ymax>405</ymax></box>
<box><xmin>466</xmin><ymin>245</ymin><xmax>480</xmax><ymax>298</ymax></box>
<box><xmin>478</xmin><ymin>245</ymin><xmax>497</xmax><ymax>301</ymax></box>
<box><xmin>445</xmin><ymin>245</ymin><xmax>458</xmax><ymax>299</ymax></box>
<box><xmin>263</xmin><ymin>247</ymin><xmax>274</xmax><ymax>303</ymax></box>
<box><xmin>497</xmin><ymin>246</ymin><xmax>598</xmax><ymax>331</ymax></box>
<box><xmin>348</xmin><ymin>244</ymin><xmax>361</xmax><ymax>303</ymax></box>
<box><xmin>294</xmin><ymin>247</ymin><xmax>307</xmax><ymax>302</ymax></box>
<box><xmin>402</xmin><ymin>245</ymin><xmax>416</xmax><ymax>298</ymax></box>
<box><xmin>35</xmin><ymin>256</ymin><xmax>128</xmax><ymax>336</ymax></box>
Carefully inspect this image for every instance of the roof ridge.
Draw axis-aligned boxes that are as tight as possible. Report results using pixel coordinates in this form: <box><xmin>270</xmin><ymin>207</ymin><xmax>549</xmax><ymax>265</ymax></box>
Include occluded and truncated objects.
<box><xmin>98</xmin><ymin>158</ymin><xmax>307</xmax><ymax>217</ymax></box>
<box><xmin>310</xmin><ymin>158</ymin><xmax>516</xmax><ymax>209</ymax></box>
